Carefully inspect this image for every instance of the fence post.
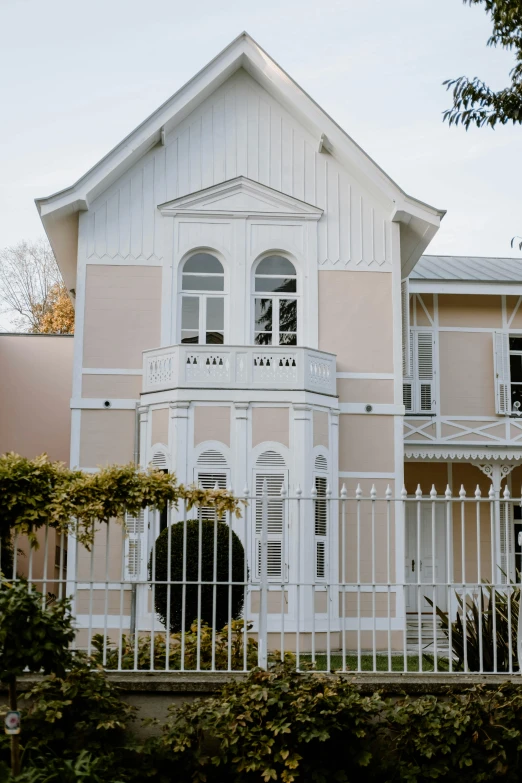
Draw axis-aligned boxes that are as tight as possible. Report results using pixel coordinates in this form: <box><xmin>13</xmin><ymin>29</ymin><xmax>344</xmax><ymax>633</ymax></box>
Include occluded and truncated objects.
<box><xmin>258</xmin><ymin>478</ymin><xmax>269</xmax><ymax>669</ymax></box>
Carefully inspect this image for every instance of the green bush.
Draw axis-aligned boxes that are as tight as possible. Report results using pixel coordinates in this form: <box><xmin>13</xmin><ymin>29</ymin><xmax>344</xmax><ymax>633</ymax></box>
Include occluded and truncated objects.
<box><xmin>92</xmin><ymin>619</ymin><xmax>259</xmax><ymax>671</ymax></box>
<box><xmin>427</xmin><ymin>583</ymin><xmax>520</xmax><ymax>672</ymax></box>
<box><xmin>150</xmin><ymin>520</ymin><xmax>246</xmax><ymax>632</ymax></box>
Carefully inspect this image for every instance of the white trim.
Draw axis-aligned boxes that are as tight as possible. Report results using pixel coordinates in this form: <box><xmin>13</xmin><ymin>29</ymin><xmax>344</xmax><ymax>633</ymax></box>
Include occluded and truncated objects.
<box><xmin>405</xmin><ymin>446</ymin><xmax>522</xmax><ymax>461</ymax></box>
<box><xmin>82</xmin><ymin>368</ymin><xmax>143</xmax><ymax>375</ymax></box>
<box><xmin>336</xmin><ymin>372</ymin><xmax>395</xmax><ymax>379</ymax></box>
<box><xmin>409</xmin><ymin>280</ymin><xmax>522</xmax><ymax>295</ymax></box>
<box><xmin>339</xmin><ymin>471</ymin><xmax>396</xmax><ymax>479</ymax></box>
<box><xmin>70</xmin><ymin>398</ymin><xmax>139</xmax><ymax>410</ymax></box>
<box><xmin>84</xmin><ymin>256</ymin><xmax>163</xmax><ymax>266</ymax></box>
<box><xmin>438</xmin><ymin>326</ymin><xmax>502</xmax><ymax>333</ymax></box>
<box><xmin>338</xmin><ymin>403</ymin><xmax>405</xmax><ymax>415</ymax></box>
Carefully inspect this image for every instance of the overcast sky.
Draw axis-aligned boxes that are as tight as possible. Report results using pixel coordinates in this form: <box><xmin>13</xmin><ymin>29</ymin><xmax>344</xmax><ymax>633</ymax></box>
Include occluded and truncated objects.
<box><xmin>1</xmin><ymin>0</ymin><xmax>521</xmax><ymax>263</ymax></box>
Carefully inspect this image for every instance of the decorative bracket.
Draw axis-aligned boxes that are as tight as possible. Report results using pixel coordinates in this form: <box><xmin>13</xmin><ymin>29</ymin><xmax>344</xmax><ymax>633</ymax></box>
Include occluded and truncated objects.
<box><xmin>472</xmin><ymin>462</ymin><xmax>517</xmax><ymax>487</ymax></box>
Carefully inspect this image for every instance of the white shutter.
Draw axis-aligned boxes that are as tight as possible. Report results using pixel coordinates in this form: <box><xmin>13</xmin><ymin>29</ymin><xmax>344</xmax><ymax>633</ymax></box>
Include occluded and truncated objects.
<box><xmin>403</xmin><ymin>328</ymin><xmax>414</xmax><ymax>412</ymax></box>
<box><xmin>314</xmin><ymin>476</ymin><xmax>328</xmax><ymax>580</ymax></box>
<box><xmin>254</xmin><ymin>472</ymin><xmax>285</xmax><ymax>581</ymax></box>
<box><xmin>402</xmin><ymin>280</ymin><xmax>411</xmax><ymax>377</ymax></box>
<box><xmin>196</xmin><ymin>471</ymin><xmax>228</xmax><ymax>519</ymax></box>
<box><xmin>499</xmin><ymin>499</ymin><xmax>513</xmax><ymax>583</ymax></box>
<box><xmin>125</xmin><ymin>509</ymin><xmax>147</xmax><ymax>580</ymax></box>
<box><xmin>417</xmin><ymin>331</ymin><xmax>434</xmax><ymax>413</ymax></box>
<box><xmin>494</xmin><ymin>332</ymin><xmax>510</xmax><ymax>414</ymax></box>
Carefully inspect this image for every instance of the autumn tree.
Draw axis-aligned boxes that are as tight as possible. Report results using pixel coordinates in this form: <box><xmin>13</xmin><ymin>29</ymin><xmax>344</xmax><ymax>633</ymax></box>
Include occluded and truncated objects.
<box><xmin>444</xmin><ymin>0</ymin><xmax>522</xmax><ymax>129</ymax></box>
<box><xmin>0</xmin><ymin>239</ymin><xmax>74</xmax><ymax>334</ymax></box>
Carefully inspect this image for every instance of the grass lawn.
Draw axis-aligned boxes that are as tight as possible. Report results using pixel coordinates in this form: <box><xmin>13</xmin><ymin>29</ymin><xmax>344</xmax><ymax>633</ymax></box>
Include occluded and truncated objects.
<box><xmin>300</xmin><ymin>653</ymin><xmax>451</xmax><ymax>672</ymax></box>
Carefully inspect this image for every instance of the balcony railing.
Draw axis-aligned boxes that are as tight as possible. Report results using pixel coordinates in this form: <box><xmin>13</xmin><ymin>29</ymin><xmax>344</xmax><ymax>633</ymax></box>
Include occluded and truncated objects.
<box><xmin>142</xmin><ymin>344</ymin><xmax>337</xmax><ymax>395</ymax></box>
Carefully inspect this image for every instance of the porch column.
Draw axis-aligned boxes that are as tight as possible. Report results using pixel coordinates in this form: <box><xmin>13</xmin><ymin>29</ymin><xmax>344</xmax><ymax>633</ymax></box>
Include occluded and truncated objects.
<box><xmin>169</xmin><ymin>402</ymin><xmax>190</xmax><ymax>486</ymax></box>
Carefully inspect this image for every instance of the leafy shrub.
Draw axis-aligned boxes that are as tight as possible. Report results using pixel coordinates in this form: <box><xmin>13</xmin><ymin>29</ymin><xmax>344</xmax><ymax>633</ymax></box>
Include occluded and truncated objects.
<box><xmin>150</xmin><ymin>520</ymin><xmax>246</xmax><ymax>632</ymax></box>
<box><xmin>151</xmin><ymin>664</ymin><xmax>384</xmax><ymax>782</ymax></box>
<box><xmin>384</xmin><ymin>684</ymin><xmax>522</xmax><ymax>782</ymax></box>
<box><xmin>427</xmin><ymin>583</ymin><xmax>519</xmax><ymax>672</ymax></box>
<box><xmin>92</xmin><ymin>620</ymin><xmax>259</xmax><ymax>671</ymax></box>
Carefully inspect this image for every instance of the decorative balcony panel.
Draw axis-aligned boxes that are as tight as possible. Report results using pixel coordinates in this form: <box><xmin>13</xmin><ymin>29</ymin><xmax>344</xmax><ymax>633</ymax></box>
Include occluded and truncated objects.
<box><xmin>142</xmin><ymin>345</ymin><xmax>336</xmax><ymax>395</ymax></box>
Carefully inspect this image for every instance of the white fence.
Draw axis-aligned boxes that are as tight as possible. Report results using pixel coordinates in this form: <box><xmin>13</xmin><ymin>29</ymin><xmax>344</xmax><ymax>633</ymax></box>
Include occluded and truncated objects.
<box><xmin>6</xmin><ymin>485</ymin><xmax>522</xmax><ymax>675</ymax></box>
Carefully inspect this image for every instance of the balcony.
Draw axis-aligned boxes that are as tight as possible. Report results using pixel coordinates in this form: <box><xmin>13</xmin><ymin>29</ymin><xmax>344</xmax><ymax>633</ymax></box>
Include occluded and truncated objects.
<box><xmin>142</xmin><ymin>344</ymin><xmax>337</xmax><ymax>395</ymax></box>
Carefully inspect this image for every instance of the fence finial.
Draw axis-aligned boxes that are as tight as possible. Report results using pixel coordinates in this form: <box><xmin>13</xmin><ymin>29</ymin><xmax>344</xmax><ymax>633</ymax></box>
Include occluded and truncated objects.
<box><xmin>385</xmin><ymin>484</ymin><xmax>392</xmax><ymax>500</ymax></box>
<box><xmin>295</xmin><ymin>484</ymin><xmax>302</xmax><ymax>497</ymax></box>
<box><xmin>326</xmin><ymin>484</ymin><xmax>332</xmax><ymax>497</ymax></box>
<box><xmin>311</xmin><ymin>483</ymin><xmax>317</xmax><ymax>498</ymax></box>
<box><xmin>356</xmin><ymin>484</ymin><xmax>362</xmax><ymax>499</ymax></box>
<box><xmin>415</xmin><ymin>484</ymin><xmax>422</xmax><ymax>499</ymax></box>
<box><xmin>489</xmin><ymin>484</ymin><xmax>495</xmax><ymax>500</ymax></box>
<box><xmin>503</xmin><ymin>484</ymin><xmax>511</xmax><ymax>499</ymax></box>
<box><xmin>430</xmin><ymin>484</ymin><xmax>437</xmax><ymax>499</ymax></box>
<box><xmin>445</xmin><ymin>484</ymin><xmax>452</xmax><ymax>499</ymax></box>
<box><xmin>370</xmin><ymin>484</ymin><xmax>377</xmax><ymax>500</ymax></box>
<box><xmin>475</xmin><ymin>484</ymin><xmax>481</xmax><ymax>498</ymax></box>
<box><xmin>280</xmin><ymin>483</ymin><xmax>287</xmax><ymax>498</ymax></box>
<box><xmin>340</xmin><ymin>483</ymin><xmax>347</xmax><ymax>499</ymax></box>
<box><xmin>459</xmin><ymin>484</ymin><xmax>466</xmax><ymax>499</ymax></box>
<box><xmin>401</xmin><ymin>485</ymin><xmax>408</xmax><ymax>500</ymax></box>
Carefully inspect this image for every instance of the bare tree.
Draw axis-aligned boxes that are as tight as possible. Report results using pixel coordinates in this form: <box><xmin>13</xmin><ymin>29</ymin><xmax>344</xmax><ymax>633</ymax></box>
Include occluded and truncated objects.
<box><xmin>0</xmin><ymin>239</ymin><xmax>69</xmax><ymax>332</ymax></box>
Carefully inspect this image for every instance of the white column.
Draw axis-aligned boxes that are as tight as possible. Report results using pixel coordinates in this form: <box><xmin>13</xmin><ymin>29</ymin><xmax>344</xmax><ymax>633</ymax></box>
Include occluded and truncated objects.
<box><xmin>138</xmin><ymin>405</ymin><xmax>149</xmax><ymax>467</ymax></box>
<box><xmin>292</xmin><ymin>403</ymin><xmax>313</xmax><ymax>630</ymax></box>
<box><xmin>169</xmin><ymin>402</ymin><xmax>190</xmax><ymax>487</ymax></box>
<box><xmin>233</xmin><ymin>402</ymin><xmax>250</xmax><ymax>543</ymax></box>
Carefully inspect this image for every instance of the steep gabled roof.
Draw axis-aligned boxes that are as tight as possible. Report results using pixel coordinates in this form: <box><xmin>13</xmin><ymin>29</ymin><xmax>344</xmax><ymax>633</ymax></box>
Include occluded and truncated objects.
<box><xmin>36</xmin><ymin>32</ymin><xmax>444</xmax><ymax>287</ymax></box>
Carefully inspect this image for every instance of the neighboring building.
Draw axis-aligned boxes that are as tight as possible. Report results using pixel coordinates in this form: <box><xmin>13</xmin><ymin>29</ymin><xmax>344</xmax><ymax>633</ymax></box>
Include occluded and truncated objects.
<box><xmin>30</xmin><ymin>33</ymin><xmax>522</xmax><ymax>650</ymax></box>
<box><xmin>0</xmin><ymin>332</ymin><xmax>74</xmax><ymax>588</ymax></box>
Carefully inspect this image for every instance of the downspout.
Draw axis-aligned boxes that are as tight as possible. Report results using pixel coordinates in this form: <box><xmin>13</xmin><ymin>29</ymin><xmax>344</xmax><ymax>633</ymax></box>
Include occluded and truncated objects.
<box><xmin>130</xmin><ymin>402</ymin><xmax>141</xmax><ymax>640</ymax></box>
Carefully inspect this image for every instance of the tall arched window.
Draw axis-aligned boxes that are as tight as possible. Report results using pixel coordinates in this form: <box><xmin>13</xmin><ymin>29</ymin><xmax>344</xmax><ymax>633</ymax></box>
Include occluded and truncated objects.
<box><xmin>254</xmin><ymin>256</ymin><xmax>297</xmax><ymax>346</ymax></box>
<box><xmin>180</xmin><ymin>253</ymin><xmax>225</xmax><ymax>344</ymax></box>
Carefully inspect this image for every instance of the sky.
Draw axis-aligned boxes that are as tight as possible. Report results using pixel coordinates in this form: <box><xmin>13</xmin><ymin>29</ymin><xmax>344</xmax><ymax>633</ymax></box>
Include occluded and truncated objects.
<box><xmin>1</xmin><ymin>0</ymin><xmax>522</xmax><ymax>267</ymax></box>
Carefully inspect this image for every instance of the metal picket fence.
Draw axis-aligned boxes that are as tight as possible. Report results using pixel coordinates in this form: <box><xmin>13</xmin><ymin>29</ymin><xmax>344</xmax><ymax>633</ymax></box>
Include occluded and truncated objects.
<box><xmin>6</xmin><ymin>483</ymin><xmax>522</xmax><ymax>675</ymax></box>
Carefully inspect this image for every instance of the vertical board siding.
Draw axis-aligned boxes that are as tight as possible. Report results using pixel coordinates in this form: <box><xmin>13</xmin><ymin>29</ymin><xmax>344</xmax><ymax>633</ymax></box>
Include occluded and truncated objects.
<box><xmin>86</xmin><ymin>70</ymin><xmax>391</xmax><ymax>269</ymax></box>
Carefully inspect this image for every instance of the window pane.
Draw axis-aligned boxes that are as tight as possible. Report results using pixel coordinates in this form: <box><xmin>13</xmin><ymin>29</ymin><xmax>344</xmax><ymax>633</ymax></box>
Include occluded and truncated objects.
<box><xmin>255</xmin><ymin>333</ymin><xmax>272</xmax><ymax>345</ymax></box>
<box><xmin>256</xmin><ymin>256</ymin><xmax>296</xmax><ymax>276</ymax></box>
<box><xmin>510</xmin><ymin>336</ymin><xmax>522</xmax><ymax>351</ymax></box>
<box><xmin>206</xmin><ymin>331</ymin><xmax>224</xmax><ymax>344</ymax></box>
<box><xmin>511</xmin><ymin>354</ymin><xmax>522</xmax><ymax>383</ymax></box>
<box><xmin>181</xmin><ymin>296</ymin><xmax>199</xmax><ymax>330</ymax></box>
<box><xmin>182</xmin><ymin>274</ymin><xmax>224</xmax><ymax>291</ymax></box>
<box><xmin>255</xmin><ymin>298</ymin><xmax>272</xmax><ymax>332</ymax></box>
<box><xmin>181</xmin><ymin>332</ymin><xmax>199</xmax><ymax>344</ymax></box>
<box><xmin>184</xmin><ymin>253</ymin><xmax>223</xmax><ymax>274</ymax></box>
<box><xmin>279</xmin><ymin>333</ymin><xmax>297</xmax><ymax>345</ymax></box>
<box><xmin>512</xmin><ymin>384</ymin><xmax>522</xmax><ymax>411</ymax></box>
<box><xmin>279</xmin><ymin>299</ymin><xmax>297</xmax><ymax>333</ymax></box>
<box><xmin>206</xmin><ymin>297</ymin><xmax>224</xmax><ymax>330</ymax></box>
<box><xmin>255</xmin><ymin>276</ymin><xmax>297</xmax><ymax>293</ymax></box>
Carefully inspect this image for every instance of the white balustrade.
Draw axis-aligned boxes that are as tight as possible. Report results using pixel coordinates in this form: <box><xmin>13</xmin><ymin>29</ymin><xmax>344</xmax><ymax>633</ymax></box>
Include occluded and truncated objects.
<box><xmin>142</xmin><ymin>345</ymin><xmax>337</xmax><ymax>394</ymax></box>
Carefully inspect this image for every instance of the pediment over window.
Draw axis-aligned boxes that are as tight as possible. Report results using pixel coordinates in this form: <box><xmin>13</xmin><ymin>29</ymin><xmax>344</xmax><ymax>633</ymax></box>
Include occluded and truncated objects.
<box><xmin>158</xmin><ymin>176</ymin><xmax>323</xmax><ymax>220</ymax></box>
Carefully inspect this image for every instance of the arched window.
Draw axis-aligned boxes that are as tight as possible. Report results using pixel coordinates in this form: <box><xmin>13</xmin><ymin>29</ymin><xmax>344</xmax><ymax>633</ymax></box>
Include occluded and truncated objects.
<box><xmin>254</xmin><ymin>256</ymin><xmax>297</xmax><ymax>346</ymax></box>
<box><xmin>180</xmin><ymin>253</ymin><xmax>225</xmax><ymax>344</ymax></box>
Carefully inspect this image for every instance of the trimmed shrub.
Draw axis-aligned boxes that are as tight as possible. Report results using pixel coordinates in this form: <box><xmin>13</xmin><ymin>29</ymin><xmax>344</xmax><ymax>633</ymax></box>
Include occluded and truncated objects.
<box><xmin>151</xmin><ymin>520</ymin><xmax>246</xmax><ymax>632</ymax></box>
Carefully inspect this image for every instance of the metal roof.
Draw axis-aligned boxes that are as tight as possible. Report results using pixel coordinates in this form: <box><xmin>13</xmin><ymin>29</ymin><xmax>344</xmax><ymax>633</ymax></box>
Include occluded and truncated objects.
<box><xmin>411</xmin><ymin>255</ymin><xmax>522</xmax><ymax>282</ymax></box>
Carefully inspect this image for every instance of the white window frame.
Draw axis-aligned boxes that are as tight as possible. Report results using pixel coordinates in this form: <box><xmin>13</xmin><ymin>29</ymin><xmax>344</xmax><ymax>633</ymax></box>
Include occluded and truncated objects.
<box><xmin>403</xmin><ymin>328</ymin><xmax>436</xmax><ymax>414</ymax></box>
<box><xmin>178</xmin><ymin>252</ymin><xmax>228</xmax><ymax>345</ymax></box>
<box><xmin>251</xmin><ymin>255</ymin><xmax>299</xmax><ymax>346</ymax></box>
<box><xmin>252</xmin><ymin>467</ymin><xmax>289</xmax><ymax>583</ymax></box>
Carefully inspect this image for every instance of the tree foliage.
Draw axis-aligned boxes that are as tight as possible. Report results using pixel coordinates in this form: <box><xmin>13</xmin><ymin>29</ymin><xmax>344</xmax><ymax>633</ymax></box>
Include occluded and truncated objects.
<box><xmin>0</xmin><ymin>453</ymin><xmax>243</xmax><ymax>549</ymax></box>
<box><xmin>0</xmin><ymin>240</ymin><xmax>74</xmax><ymax>334</ymax></box>
<box><xmin>444</xmin><ymin>0</ymin><xmax>522</xmax><ymax>129</ymax></box>
<box><xmin>0</xmin><ymin>578</ymin><xmax>75</xmax><ymax>682</ymax></box>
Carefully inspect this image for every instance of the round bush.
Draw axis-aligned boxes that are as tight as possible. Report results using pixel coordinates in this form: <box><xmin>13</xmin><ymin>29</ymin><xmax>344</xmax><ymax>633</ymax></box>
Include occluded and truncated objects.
<box><xmin>151</xmin><ymin>520</ymin><xmax>246</xmax><ymax>632</ymax></box>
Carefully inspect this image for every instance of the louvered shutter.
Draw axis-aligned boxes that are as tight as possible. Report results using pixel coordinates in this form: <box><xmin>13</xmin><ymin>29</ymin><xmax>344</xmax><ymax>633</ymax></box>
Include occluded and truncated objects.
<box><xmin>314</xmin><ymin>476</ymin><xmax>328</xmax><ymax>580</ymax></box>
<box><xmin>125</xmin><ymin>509</ymin><xmax>147</xmax><ymax>580</ymax></box>
<box><xmin>254</xmin><ymin>472</ymin><xmax>286</xmax><ymax>581</ymax></box>
<box><xmin>499</xmin><ymin>499</ymin><xmax>513</xmax><ymax>583</ymax></box>
<box><xmin>196</xmin><ymin>471</ymin><xmax>228</xmax><ymax>519</ymax></box>
<box><xmin>401</xmin><ymin>280</ymin><xmax>411</xmax><ymax>377</ymax></box>
<box><xmin>403</xmin><ymin>329</ymin><xmax>414</xmax><ymax>413</ymax></box>
<box><xmin>417</xmin><ymin>331</ymin><xmax>434</xmax><ymax>413</ymax></box>
<box><xmin>494</xmin><ymin>332</ymin><xmax>510</xmax><ymax>414</ymax></box>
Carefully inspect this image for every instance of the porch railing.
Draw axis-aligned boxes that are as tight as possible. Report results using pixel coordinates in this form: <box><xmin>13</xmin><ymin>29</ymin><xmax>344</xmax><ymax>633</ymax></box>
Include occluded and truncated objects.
<box><xmin>6</xmin><ymin>485</ymin><xmax>522</xmax><ymax>675</ymax></box>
